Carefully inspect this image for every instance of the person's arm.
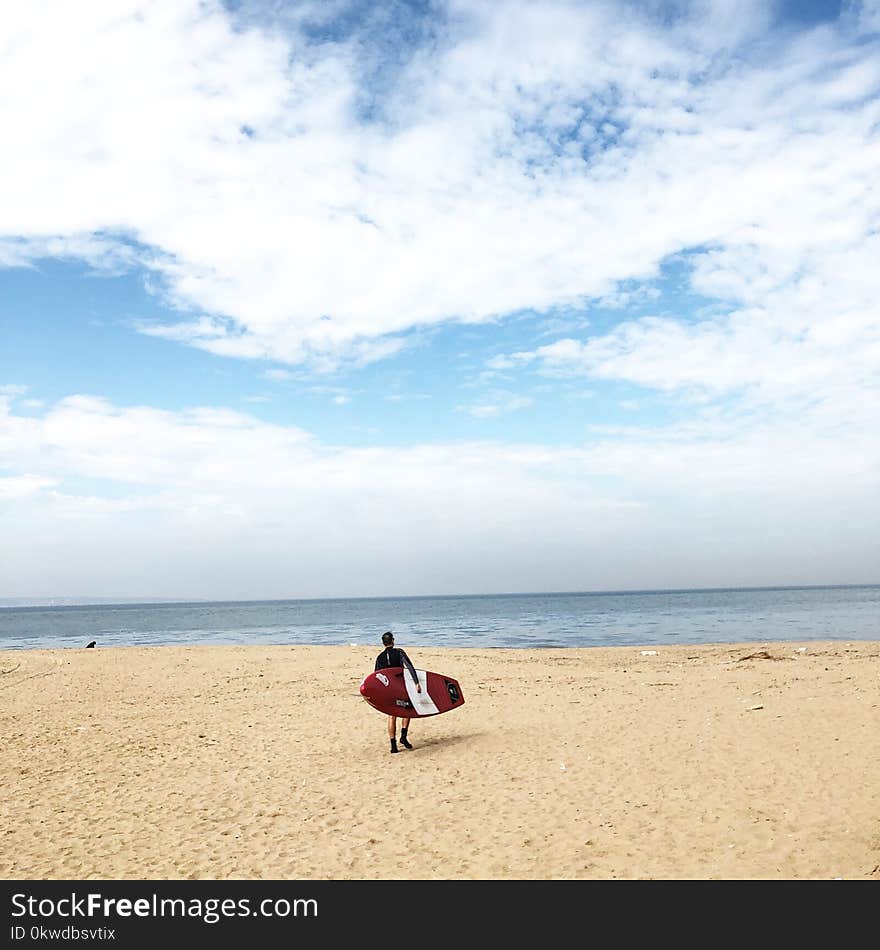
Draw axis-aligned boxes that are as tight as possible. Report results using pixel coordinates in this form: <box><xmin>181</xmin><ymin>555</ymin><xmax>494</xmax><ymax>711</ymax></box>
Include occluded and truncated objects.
<box><xmin>399</xmin><ymin>649</ymin><xmax>421</xmax><ymax>692</ymax></box>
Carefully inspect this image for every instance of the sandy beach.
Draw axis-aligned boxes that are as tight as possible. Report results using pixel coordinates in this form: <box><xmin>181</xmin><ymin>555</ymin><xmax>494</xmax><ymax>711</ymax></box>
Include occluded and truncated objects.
<box><xmin>2</xmin><ymin>641</ymin><xmax>879</xmax><ymax>881</ymax></box>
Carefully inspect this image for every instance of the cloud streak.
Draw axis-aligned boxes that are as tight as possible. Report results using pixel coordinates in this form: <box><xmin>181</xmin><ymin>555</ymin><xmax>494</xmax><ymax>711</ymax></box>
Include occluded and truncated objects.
<box><xmin>1</xmin><ymin>389</ymin><xmax>876</xmax><ymax>597</ymax></box>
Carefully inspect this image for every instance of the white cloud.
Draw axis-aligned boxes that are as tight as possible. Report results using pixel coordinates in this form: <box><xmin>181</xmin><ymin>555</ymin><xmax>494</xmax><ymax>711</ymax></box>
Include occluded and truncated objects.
<box><xmin>845</xmin><ymin>0</ymin><xmax>880</xmax><ymax>33</ymax></box>
<box><xmin>0</xmin><ymin>474</ymin><xmax>58</xmax><ymax>499</ymax></box>
<box><xmin>0</xmin><ymin>385</ymin><xmax>28</xmax><ymax>398</ymax></box>
<box><xmin>1</xmin><ymin>392</ymin><xmax>876</xmax><ymax>597</ymax></box>
<box><xmin>461</xmin><ymin>393</ymin><xmax>534</xmax><ymax>418</ymax></box>
<box><xmin>495</xmin><ymin>224</ymin><xmax>880</xmax><ymax>424</ymax></box>
<box><xmin>2</xmin><ymin>2</ymin><xmax>879</xmax><ymax>597</ymax></box>
<box><xmin>1</xmin><ymin>0</ymin><xmax>877</xmax><ymax>384</ymax></box>
<box><xmin>264</xmin><ymin>369</ymin><xmax>297</xmax><ymax>381</ymax></box>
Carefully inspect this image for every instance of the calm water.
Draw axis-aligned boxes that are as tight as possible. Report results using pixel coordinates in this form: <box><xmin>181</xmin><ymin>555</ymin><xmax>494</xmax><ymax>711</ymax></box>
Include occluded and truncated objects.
<box><xmin>0</xmin><ymin>585</ymin><xmax>877</xmax><ymax>651</ymax></box>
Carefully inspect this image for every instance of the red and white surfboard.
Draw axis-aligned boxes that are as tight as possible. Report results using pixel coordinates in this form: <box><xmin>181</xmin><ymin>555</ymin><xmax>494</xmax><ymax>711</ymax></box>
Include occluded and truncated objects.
<box><xmin>360</xmin><ymin>666</ymin><xmax>464</xmax><ymax>718</ymax></box>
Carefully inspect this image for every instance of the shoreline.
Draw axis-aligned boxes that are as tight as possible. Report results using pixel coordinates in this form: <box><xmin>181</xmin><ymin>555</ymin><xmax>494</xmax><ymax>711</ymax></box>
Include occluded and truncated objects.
<box><xmin>3</xmin><ymin>641</ymin><xmax>879</xmax><ymax>880</ymax></box>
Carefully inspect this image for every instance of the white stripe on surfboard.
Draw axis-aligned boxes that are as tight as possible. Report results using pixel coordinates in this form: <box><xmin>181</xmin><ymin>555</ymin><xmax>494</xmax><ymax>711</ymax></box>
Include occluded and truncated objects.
<box><xmin>404</xmin><ymin>668</ymin><xmax>439</xmax><ymax>715</ymax></box>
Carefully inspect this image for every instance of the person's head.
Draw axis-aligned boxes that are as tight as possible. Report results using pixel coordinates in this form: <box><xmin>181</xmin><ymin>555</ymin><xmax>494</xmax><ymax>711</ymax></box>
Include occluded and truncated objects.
<box><xmin>382</xmin><ymin>631</ymin><xmax>394</xmax><ymax>647</ymax></box>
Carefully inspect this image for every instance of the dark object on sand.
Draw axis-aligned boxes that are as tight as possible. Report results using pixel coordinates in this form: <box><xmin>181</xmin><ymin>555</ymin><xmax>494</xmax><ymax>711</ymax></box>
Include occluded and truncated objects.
<box><xmin>86</xmin><ymin>641</ymin><xmax>96</xmax><ymax>648</ymax></box>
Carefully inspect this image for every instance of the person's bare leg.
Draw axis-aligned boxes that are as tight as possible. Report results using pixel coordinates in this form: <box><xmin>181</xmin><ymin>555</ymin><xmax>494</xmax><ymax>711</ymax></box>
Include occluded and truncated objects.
<box><xmin>388</xmin><ymin>715</ymin><xmax>399</xmax><ymax>753</ymax></box>
<box><xmin>400</xmin><ymin>717</ymin><xmax>413</xmax><ymax>749</ymax></box>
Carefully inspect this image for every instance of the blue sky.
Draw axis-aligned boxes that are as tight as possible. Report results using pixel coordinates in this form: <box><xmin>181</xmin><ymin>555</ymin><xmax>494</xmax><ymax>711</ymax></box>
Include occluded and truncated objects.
<box><xmin>1</xmin><ymin>0</ymin><xmax>878</xmax><ymax>600</ymax></box>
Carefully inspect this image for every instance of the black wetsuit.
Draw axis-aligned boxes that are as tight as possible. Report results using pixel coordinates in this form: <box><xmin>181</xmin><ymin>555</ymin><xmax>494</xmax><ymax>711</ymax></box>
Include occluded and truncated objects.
<box><xmin>375</xmin><ymin>646</ymin><xmax>419</xmax><ymax>686</ymax></box>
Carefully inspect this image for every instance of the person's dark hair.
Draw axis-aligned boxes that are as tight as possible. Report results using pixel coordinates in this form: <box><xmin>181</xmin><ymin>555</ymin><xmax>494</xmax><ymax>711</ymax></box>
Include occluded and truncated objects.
<box><xmin>382</xmin><ymin>631</ymin><xmax>394</xmax><ymax>646</ymax></box>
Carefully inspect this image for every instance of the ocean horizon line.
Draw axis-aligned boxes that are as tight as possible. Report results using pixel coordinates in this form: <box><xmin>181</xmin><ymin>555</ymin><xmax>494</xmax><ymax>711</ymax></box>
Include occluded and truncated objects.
<box><xmin>2</xmin><ymin>581</ymin><xmax>878</xmax><ymax>612</ymax></box>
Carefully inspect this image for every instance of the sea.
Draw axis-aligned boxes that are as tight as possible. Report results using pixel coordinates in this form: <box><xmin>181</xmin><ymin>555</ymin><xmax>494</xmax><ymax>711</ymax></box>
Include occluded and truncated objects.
<box><xmin>0</xmin><ymin>584</ymin><xmax>877</xmax><ymax>652</ymax></box>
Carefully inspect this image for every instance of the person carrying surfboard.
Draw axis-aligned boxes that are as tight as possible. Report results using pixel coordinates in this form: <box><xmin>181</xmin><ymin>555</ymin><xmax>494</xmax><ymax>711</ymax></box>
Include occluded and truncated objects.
<box><xmin>375</xmin><ymin>631</ymin><xmax>421</xmax><ymax>753</ymax></box>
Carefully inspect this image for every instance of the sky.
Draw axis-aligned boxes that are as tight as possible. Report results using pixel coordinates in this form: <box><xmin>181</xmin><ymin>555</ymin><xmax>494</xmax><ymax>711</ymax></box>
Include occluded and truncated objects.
<box><xmin>1</xmin><ymin>0</ymin><xmax>879</xmax><ymax>601</ymax></box>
